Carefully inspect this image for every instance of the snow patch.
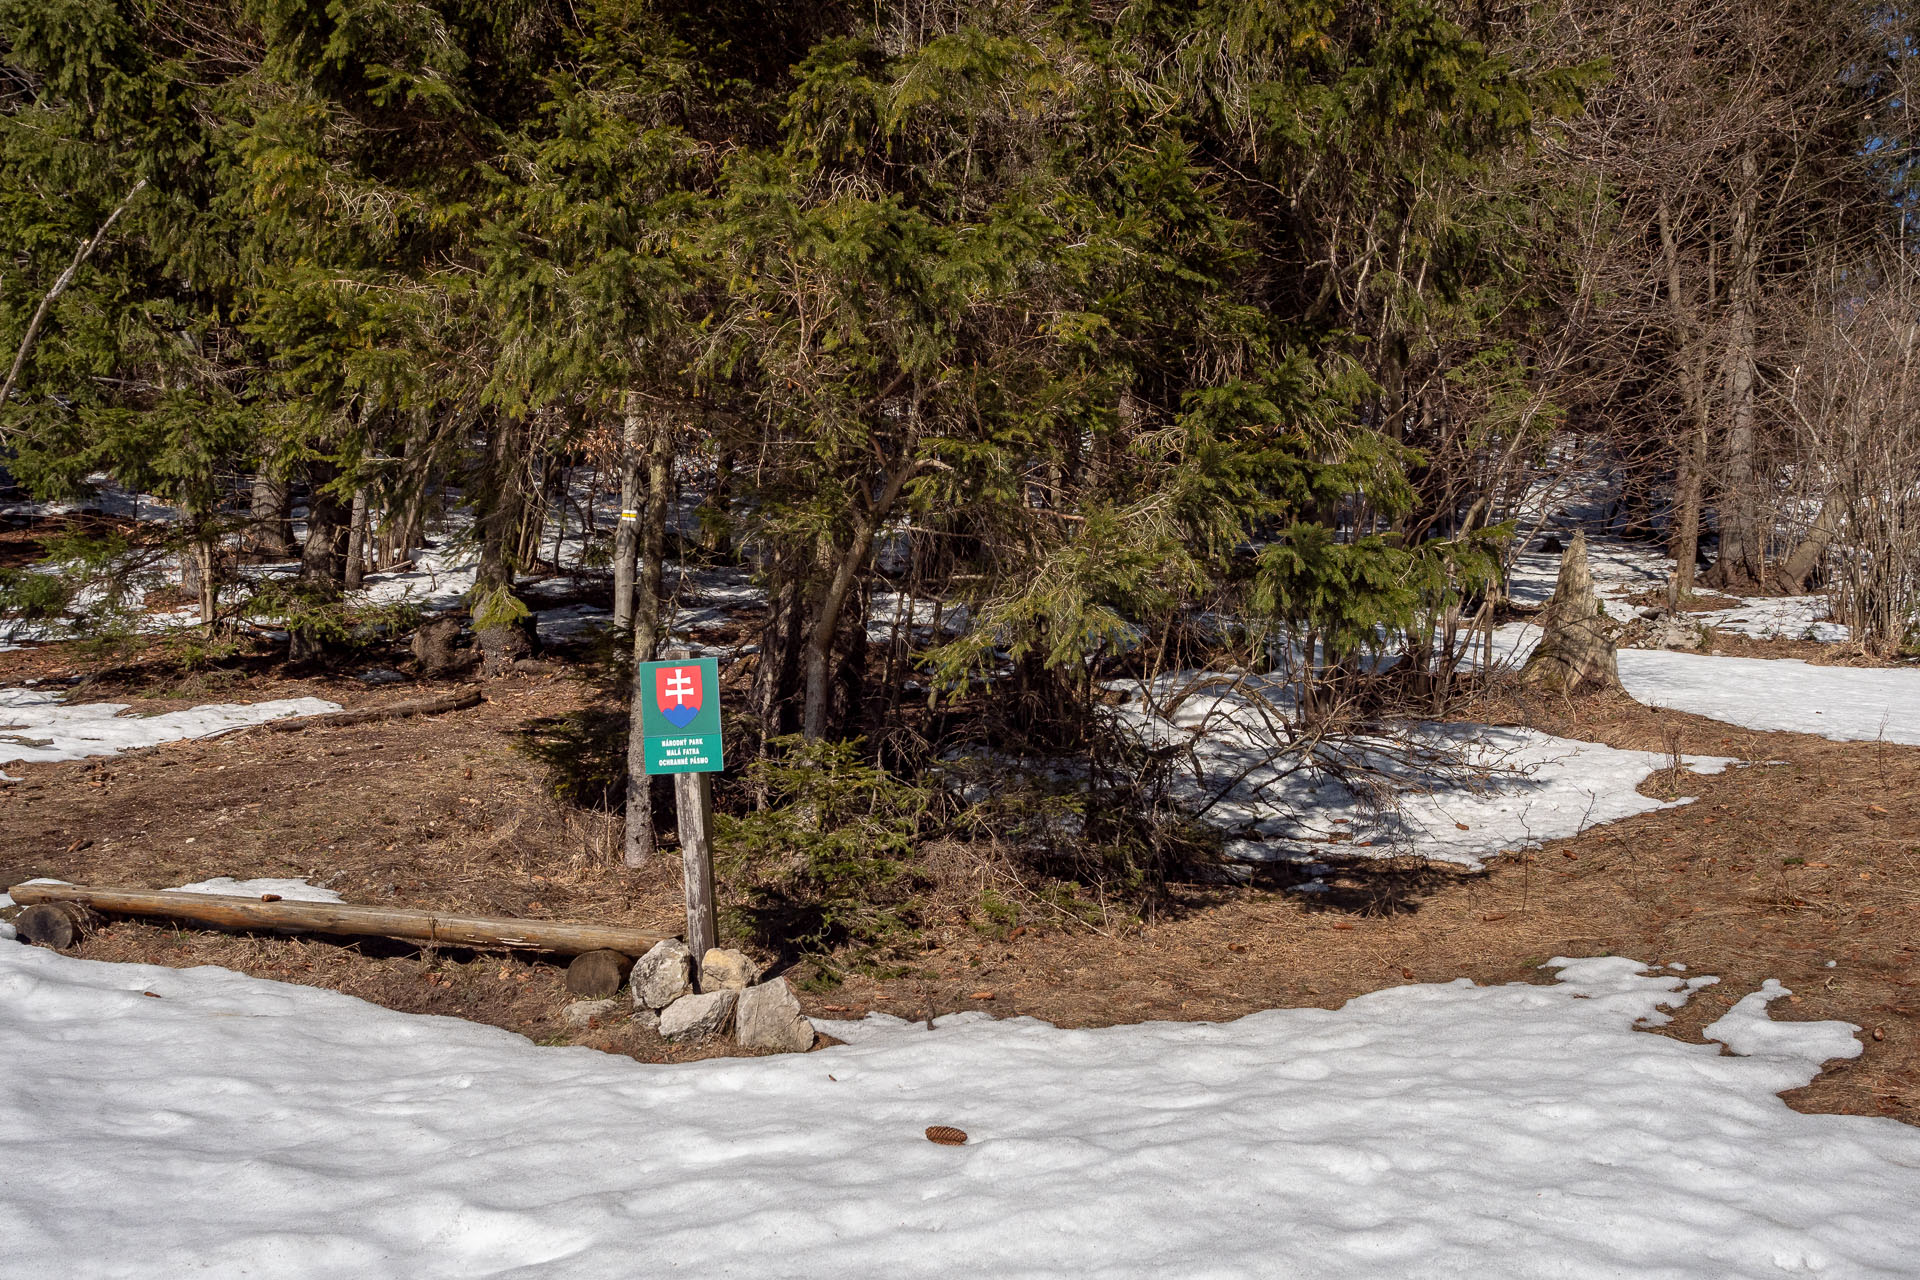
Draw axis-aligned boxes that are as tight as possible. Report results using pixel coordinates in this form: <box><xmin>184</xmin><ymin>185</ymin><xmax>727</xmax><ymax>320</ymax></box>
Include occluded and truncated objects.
<box><xmin>1114</xmin><ymin>672</ymin><xmax>1730</xmax><ymax>867</ymax></box>
<box><xmin>1694</xmin><ymin>596</ymin><xmax>1850</xmax><ymax>642</ymax></box>
<box><xmin>0</xmin><ymin>690</ymin><xmax>341</xmax><ymax>766</ymax></box>
<box><xmin>532</xmin><ymin>603</ymin><xmax>610</xmax><ymax>643</ymax></box>
<box><xmin>1703</xmin><ymin>979</ymin><xmax>1866</xmax><ymax>1077</ymax></box>
<box><xmin>0</xmin><ymin>947</ymin><xmax>1908</xmax><ymax>1277</ymax></box>
<box><xmin>1618</xmin><ymin>651</ymin><xmax>1920</xmax><ymax>745</ymax></box>
<box><xmin>166</xmin><ymin>877</ymin><xmax>344</xmax><ymax>904</ymax></box>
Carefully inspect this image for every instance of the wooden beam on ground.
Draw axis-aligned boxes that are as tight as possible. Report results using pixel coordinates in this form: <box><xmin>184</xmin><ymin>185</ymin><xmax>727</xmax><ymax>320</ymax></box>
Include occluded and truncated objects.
<box><xmin>258</xmin><ymin>689</ymin><xmax>485</xmax><ymax>733</ymax></box>
<box><xmin>6</xmin><ymin>882</ymin><xmax>671</xmax><ymax>957</ymax></box>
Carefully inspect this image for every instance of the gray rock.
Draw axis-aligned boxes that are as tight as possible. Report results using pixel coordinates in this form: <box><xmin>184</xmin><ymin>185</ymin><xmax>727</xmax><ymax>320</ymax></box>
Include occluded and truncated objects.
<box><xmin>561</xmin><ymin>998</ymin><xmax>623</xmax><ymax>1031</ymax></box>
<box><xmin>1621</xmin><ymin>608</ymin><xmax>1707</xmax><ymax>651</ymax></box>
<box><xmin>633</xmin><ymin>1006</ymin><xmax>660</xmax><ymax>1033</ymax></box>
<box><xmin>700</xmin><ymin>947</ymin><xmax>761</xmax><ymax>991</ymax></box>
<box><xmin>631</xmin><ymin>938</ymin><xmax>694</xmax><ymax>1011</ymax></box>
<box><xmin>735</xmin><ymin>978</ymin><xmax>816</xmax><ymax>1053</ymax></box>
<box><xmin>659</xmin><ymin>989</ymin><xmax>738</xmax><ymax>1042</ymax></box>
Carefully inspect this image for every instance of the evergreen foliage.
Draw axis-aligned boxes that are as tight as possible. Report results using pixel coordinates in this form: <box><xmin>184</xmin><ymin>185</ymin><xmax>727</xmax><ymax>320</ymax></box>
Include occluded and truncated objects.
<box><xmin>3</xmin><ymin>0</ymin><xmax>1911</xmax><ymax>946</ymax></box>
<box><xmin>716</xmin><ymin>735</ymin><xmax>929</xmax><ymax>976</ymax></box>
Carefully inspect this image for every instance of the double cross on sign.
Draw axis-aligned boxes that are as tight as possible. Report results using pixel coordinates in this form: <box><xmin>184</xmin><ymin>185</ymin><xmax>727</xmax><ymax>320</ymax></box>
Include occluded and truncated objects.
<box><xmin>662</xmin><ymin>668</ymin><xmax>696</xmax><ymax>706</ymax></box>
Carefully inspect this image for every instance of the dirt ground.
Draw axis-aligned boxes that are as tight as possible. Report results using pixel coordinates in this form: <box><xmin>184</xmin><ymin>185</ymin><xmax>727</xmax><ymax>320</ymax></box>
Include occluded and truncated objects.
<box><xmin>1</xmin><ymin>638</ymin><xmax>1914</xmax><ymax>1124</ymax></box>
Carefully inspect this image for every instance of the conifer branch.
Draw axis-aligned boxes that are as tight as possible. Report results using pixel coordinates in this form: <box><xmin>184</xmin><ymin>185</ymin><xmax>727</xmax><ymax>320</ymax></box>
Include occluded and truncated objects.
<box><xmin>0</xmin><ymin>178</ymin><xmax>148</xmax><ymax>422</ymax></box>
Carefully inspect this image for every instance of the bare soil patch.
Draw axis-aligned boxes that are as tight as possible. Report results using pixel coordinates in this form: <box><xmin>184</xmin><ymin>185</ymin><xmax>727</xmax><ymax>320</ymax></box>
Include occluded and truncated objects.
<box><xmin>1</xmin><ymin>649</ymin><xmax>1913</xmax><ymax>1126</ymax></box>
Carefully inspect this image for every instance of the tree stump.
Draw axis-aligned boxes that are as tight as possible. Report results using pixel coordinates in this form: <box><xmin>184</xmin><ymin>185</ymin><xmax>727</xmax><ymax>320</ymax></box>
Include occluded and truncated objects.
<box><xmin>1520</xmin><ymin>530</ymin><xmax>1621</xmax><ymax>693</ymax></box>
<box><xmin>16</xmin><ymin>902</ymin><xmax>98</xmax><ymax>950</ymax></box>
<box><xmin>476</xmin><ymin>617</ymin><xmax>537</xmax><ymax>678</ymax></box>
<box><xmin>412</xmin><ymin>616</ymin><xmax>469</xmax><ymax>677</ymax></box>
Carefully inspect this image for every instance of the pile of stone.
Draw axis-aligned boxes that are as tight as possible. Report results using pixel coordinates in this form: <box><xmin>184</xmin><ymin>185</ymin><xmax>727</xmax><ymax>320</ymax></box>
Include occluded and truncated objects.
<box><xmin>627</xmin><ymin>939</ymin><xmax>817</xmax><ymax>1053</ymax></box>
<box><xmin>1618</xmin><ymin>606</ymin><xmax>1708</xmax><ymax>651</ymax></box>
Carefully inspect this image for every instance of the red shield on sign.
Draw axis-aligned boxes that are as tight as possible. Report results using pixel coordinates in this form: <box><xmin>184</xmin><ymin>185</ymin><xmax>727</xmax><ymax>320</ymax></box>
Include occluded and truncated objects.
<box><xmin>653</xmin><ymin>664</ymin><xmax>703</xmax><ymax>728</ymax></box>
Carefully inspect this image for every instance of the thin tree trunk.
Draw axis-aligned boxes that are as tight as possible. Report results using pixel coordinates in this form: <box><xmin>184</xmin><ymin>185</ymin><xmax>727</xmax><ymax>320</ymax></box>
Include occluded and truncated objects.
<box><xmin>755</xmin><ymin>564</ymin><xmax>807</xmax><ymax>752</ymax></box>
<box><xmin>696</xmin><ymin>447</ymin><xmax>735</xmax><ymax>553</ymax></box>
<box><xmin>300</xmin><ymin>467</ymin><xmax>349</xmax><ymax>583</ymax></box>
<box><xmin>514</xmin><ymin>460</ymin><xmax>550</xmax><ymax>572</ymax></box>
<box><xmin>613</xmin><ymin>393</ymin><xmax>643</xmax><ymax>629</ymax></box>
<box><xmin>248</xmin><ymin>475</ymin><xmax>292</xmax><ymax>558</ymax></box>
<box><xmin>475</xmin><ymin>416</ymin><xmax>536</xmax><ymax>675</ymax></box>
<box><xmin>343</xmin><ymin>488</ymin><xmax>370</xmax><ymax>589</ymax></box>
<box><xmin>623</xmin><ymin>413</ymin><xmax>674</xmax><ymax>868</ymax></box>
<box><xmin>548</xmin><ymin>463</ymin><xmax>567</xmax><ymax>571</ymax></box>
<box><xmin>181</xmin><ymin>522</ymin><xmax>217</xmax><ymax>627</ymax></box>
<box><xmin>477</xmin><ymin>418</ymin><xmax>518</xmax><ymax>592</ymax></box>
<box><xmin>389</xmin><ymin>485</ymin><xmax>426</xmax><ymax>568</ymax></box>
<box><xmin>802</xmin><ymin>456</ymin><xmax>918</xmax><ymax>741</ymax></box>
<box><xmin>1711</xmin><ymin>157</ymin><xmax>1766</xmax><ymax>590</ymax></box>
<box><xmin>1658</xmin><ymin>199</ymin><xmax>1710</xmax><ymax>604</ymax></box>
<box><xmin>1777</xmin><ymin>500</ymin><xmax>1839</xmax><ymax>593</ymax></box>
<box><xmin>195</xmin><ymin>537</ymin><xmax>216</xmax><ymax>626</ymax></box>
<box><xmin>380</xmin><ymin>493</ymin><xmax>409</xmax><ymax>569</ymax></box>
<box><xmin>1669</xmin><ymin>420</ymin><xmax>1708</xmax><ymax>603</ymax></box>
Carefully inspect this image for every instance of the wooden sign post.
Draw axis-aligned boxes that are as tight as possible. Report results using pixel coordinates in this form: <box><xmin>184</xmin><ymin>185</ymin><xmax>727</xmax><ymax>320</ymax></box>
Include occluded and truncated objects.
<box><xmin>639</xmin><ymin>648</ymin><xmax>723</xmax><ymax>963</ymax></box>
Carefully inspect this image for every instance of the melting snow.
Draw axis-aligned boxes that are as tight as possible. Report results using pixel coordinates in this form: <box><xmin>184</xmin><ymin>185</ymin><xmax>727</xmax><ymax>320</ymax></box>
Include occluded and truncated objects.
<box><xmin>0</xmin><ymin>947</ymin><xmax>1911</xmax><ymax>1277</ymax></box>
<box><xmin>1618</xmin><ymin>651</ymin><xmax>1920</xmax><ymax>745</ymax></box>
<box><xmin>166</xmin><ymin>877</ymin><xmax>344</xmax><ymax>904</ymax></box>
<box><xmin>1508</xmin><ymin>540</ymin><xmax>1672</xmax><ymax>611</ymax></box>
<box><xmin>531</xmin><ymin>603</ymin><xmax>611</xmax><ymax>643</ymax></box>
<box><xmin>0</xmin><ymin>690</ymin><xmax>341</xmax><ymax>769</ymax></box>
<box><xmin>1693</xmin><ymin>596</ymin><xmax>1850</xmax><ymax>642</ymax></box>
<box><xmin>1115</xmin><ymin>673</ymin><xmax>1730</xmax><ymax>867</ymax></box>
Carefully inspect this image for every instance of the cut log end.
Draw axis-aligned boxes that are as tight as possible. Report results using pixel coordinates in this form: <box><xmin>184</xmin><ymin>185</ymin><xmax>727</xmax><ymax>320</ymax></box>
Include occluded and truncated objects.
<box><xmin>15</xmin><ymin>902</ymin><xmax>98</xmax><ymax>950</ymax></box>
<box><xmin>565</xmin><ymin>948</ymin><xmax>637</xmax><ymax>998</ymax></box>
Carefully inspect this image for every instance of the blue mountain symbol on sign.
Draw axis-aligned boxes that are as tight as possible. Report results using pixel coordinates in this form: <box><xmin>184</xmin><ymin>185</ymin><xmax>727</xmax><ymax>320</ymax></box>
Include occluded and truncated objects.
<box><xmin>654</xmin><ymin>665</ymin><xmax>703</xmax><ymax>728</ymax></box>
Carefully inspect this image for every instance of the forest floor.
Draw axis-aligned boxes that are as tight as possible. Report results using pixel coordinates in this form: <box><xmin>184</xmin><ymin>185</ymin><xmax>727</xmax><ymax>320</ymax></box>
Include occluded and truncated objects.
<box><xmin>1</xmin><ymin>634</ymin><xmax>1913</xmax><ymax>1130</ymax></box>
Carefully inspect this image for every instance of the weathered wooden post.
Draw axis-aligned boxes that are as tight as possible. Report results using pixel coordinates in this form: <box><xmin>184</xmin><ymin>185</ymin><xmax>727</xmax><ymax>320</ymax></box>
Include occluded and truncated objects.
<box><xmin>639</xmin><ymin>647</ymin><xmax>723</xmax><ymax>965</ymax></box>
<box><xmin>672</xmin><ymin>770</ymin><xmax>718</xmax><ymax>963</ymax></box>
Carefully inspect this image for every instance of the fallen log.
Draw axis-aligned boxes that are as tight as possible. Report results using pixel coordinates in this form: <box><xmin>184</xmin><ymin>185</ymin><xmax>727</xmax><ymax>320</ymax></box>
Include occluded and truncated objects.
<box><xmin>7</xmin><ymin>882</ymin><xmax>670</xmax><ymax>958</ymax></box>
<box><xmin>259</xmin><ymin>689</ymin><xmax>484</xmax><ymax>734</ymax></box>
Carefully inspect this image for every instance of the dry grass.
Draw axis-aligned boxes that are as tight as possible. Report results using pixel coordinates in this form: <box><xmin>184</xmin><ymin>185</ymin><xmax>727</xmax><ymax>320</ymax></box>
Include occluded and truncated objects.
<box><xmin>0</xmin><ymin>648</ymin><xmax>1914</xmax><ymax>1126</ymax></box>
<box><xmin>829</xmin><ymin>688</ymin><xmax>1920</xmax><ymax>1126</ymax></box>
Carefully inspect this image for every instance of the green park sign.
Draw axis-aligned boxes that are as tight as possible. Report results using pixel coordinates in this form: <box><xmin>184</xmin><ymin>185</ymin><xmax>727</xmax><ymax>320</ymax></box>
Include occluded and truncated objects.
<box><xmin>637</xmin><ymin>656</ymin><xmax>725</xmax><ymax>774</ymax></box>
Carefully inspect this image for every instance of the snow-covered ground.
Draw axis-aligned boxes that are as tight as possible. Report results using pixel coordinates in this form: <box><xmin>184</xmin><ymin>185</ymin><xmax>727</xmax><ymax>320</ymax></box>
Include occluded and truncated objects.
<box><xmin>167</xmin><ymin>877</ymin><xmax>344</xmax><ymax>904</ymax></box>
<box><xmin>354</xmin><ymin>540</ymin><xmax>481</xmax><ymax>611</ymax></box>
<box><xmin>1</xmin><ymin>945</ymin><xmax>1911</xmax><ymax>1278</ymax></box>
<box><xmin>1693</xmin><ymin>595</ymin><xmax>1851</xmax><ymax>642</ymax></box>
<box><xmin>1112</xmin><ymin>631</ymin><xmax>1920</xmax><ymax>867</ymax></box>
<box><xmin>1484</xmin><ymin>619</ymin><xmax>1920</xmax><ymax>743</ymax></box>
<box><xmin>0</xmin><ymin>689</ymin><xmax>340</xmax><ymax>773</ymax></box>
<box><xmin>1112</xmin><ymin>674</ymin><xmax>1730</xmax><ymax>868</ymax></box>
<box><xmin>1620</xmin><ymin>651</ymin><xmax>1920</xmax><ymax>745</ymax></box>
<box><xmin>1506</xmin><ymin>540</ymin><xmax>1850</xmax><ymax>642</ymax></box>
<box><xmin>866</xmin><ymin>590</ymin><xmax>969</xmax><ymax>644</ymax></box>
<box><xmin>0</xmin><ymin>477</ymin><xmax>182</xmax><ymax>525</ymax></box>
<box><xmin>1508</xmin><ymin>539</ymin><xmax>1672</xmax><ymax>612</ymax></box>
